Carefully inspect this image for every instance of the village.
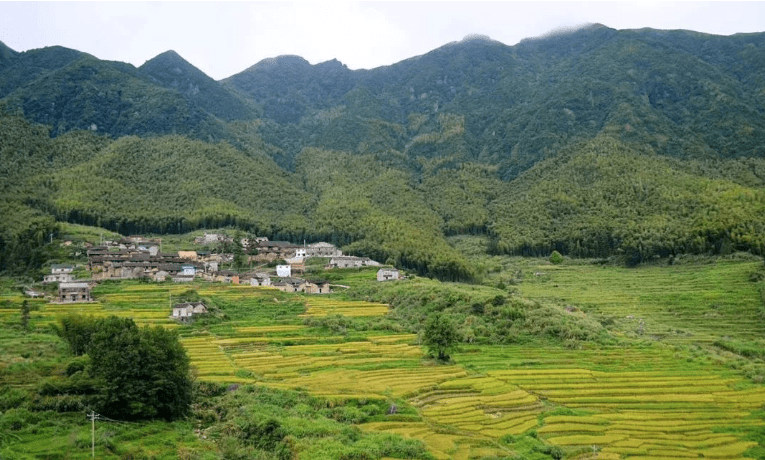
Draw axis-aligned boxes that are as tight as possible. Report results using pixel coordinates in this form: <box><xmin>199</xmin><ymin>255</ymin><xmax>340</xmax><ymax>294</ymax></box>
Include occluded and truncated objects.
<box><xmin>33</xmin><ymin>232</ymin><xmax>401</xmax><ymax>319</ymax></box>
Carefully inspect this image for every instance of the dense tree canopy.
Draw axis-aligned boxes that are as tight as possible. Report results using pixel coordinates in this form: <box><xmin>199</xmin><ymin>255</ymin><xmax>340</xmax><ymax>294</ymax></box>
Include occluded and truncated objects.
<box><xmin>57</xmin><ymin>315</ymin><xmax>193</xmax><ymax>421</ymax></box>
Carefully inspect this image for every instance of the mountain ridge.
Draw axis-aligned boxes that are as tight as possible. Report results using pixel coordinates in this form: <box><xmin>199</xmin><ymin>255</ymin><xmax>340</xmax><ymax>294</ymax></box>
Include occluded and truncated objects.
<box><xmin>2</xmin><ymin>25</ymin><xmax>765</xmax><ymax>277</ymax></box>
<box><xmin>139</xmin><ymin>49</ymin><xmax>257</xmax><ymax>121</ymax></box>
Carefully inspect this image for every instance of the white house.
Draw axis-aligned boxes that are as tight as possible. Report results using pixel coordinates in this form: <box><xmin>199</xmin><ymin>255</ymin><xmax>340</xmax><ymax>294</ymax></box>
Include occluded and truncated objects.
<box><xmin>51</xmin><ymin>264</ymin><xmax>74</xmax><ymax>275</ymax></box>
<box><xmin>170</xmin><ymin>302</ymin><xmax>207</xmax><ymax>321</ymax></box>
<box><xmin>44</xmin><ymin>272</ymin><xmax>73</xmax><ymax>284</ymax></box>
<box><xmin>44</xmin><ymin>264</ymin><xmax>75</xmax><ymax>283</ymax></box>
<box><xmin>276</xmin><ymin>264</ymin><xmax>291</xmax><ymax>277</ymax></box>
<box><xmin>181</xmin><ymin>265</ymin><xmax>196</xmax><ymax>276</ymax></box>
<box><xmin>377</xmin><ymin>268</ymin><xmax>400</xmax><ymax>282</ymax></box>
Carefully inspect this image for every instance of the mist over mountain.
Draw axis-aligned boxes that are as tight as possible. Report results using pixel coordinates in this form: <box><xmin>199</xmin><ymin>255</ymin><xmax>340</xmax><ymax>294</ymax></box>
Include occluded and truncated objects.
<box><xmin>1</xmin><ymin>24</ymin><xmax>764</xmax><ymax>278</ymax></box>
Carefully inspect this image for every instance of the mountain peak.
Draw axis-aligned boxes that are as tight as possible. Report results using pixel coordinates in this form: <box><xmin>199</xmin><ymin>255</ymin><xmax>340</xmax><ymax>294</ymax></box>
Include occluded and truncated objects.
<box><xmin>141</xmin><ymin>50</ymin><xmax>193</xmax><ymax>70</ymax></box>
<box><xmin>460</xmin><ymin>34</ymin><xmax>495</xmax><ymax>43</ymax></box>
<box><xmin>247</xmin><ymin>55</ymin><xmax>311</xmax><ymax>72</ymax></box>
<box><xmin>139</xmin><ymin>49</ymin><xmax>213</xmax><ymax>91</ymax></box>
<box><xmin>0</xmin><ymin>40</ymin><xmax>18</xmax><ymax>67</ymax></box>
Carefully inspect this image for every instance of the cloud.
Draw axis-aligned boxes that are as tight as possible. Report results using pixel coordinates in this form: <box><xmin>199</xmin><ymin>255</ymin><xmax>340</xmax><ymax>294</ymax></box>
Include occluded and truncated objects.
<box><xmin>0</xmin><ymin>1</ymin><xmax>763</xmax><ymax>80</ymax></box>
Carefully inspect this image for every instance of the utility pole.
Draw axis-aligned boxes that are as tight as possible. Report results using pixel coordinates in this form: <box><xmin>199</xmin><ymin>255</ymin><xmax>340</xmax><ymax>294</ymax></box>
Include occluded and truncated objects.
<box><xmin>87</xmin><ymin>411</ymin><xmax>98</xmax><ymax>458</ymax></box>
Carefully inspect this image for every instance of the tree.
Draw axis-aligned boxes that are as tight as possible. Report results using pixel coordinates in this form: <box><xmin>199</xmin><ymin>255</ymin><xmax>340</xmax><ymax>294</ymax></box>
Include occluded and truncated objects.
<box><xmin>72</xmin><ymin>316</ymin><xmax>192</xmax><ymax>421</ymax></box>
<box><xmin>422</xmin><ymin>313</ymin><xmax>460</xmax><ymax>362</ymax></box>
<box><xmin>20</xmin><ymin>300</ymin><xmax>30</xmax><ymax>331</ymax></box>
<box><xmin>57</xmin><ymin>313</ymin><xmax>99</xmax><ymax>355</ymax></box>
<box><xmin>550</xmin><ymin>250</ymin><xmax>564</xmax><ymax>265</ymax></box>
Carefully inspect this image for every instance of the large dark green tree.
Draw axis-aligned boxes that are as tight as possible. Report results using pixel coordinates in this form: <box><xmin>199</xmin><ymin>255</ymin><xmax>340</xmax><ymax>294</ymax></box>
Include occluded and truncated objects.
<box><xmin>422</xmin><ymin>313</ymin><xmax>460</xmax><ymax>362</ymax></box>
<box><xmin>64</xmin><ymin>316</ymin><xmax>193</xmax><ymax>421</ymax></box>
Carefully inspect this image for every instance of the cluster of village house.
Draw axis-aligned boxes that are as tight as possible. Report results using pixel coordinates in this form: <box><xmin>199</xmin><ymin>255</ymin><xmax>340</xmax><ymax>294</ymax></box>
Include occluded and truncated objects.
<box><xmin>38</xmin><ymin>233</ymin><xmax>400</xmax><ymax>313</ymax></box>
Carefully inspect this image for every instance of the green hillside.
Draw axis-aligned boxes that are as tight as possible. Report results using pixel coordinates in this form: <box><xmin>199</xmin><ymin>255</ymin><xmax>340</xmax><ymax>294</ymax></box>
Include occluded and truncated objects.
<box><xmin>1</xmin><ymin>25</ymin><xmax>765</xmax><ymax>278</ymax></box>
<box><xmin>488</xmin><ymin>134</ymin><xmax>765</xmax><ymax>263</ymax></box>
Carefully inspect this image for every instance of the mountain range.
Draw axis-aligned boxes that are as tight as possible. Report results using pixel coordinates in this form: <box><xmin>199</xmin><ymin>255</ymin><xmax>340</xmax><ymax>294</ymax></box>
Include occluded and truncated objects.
<box><xmin>1</xmin><ymin>24</ymin><xmax>764</xmax><ymax>278</ymax></box>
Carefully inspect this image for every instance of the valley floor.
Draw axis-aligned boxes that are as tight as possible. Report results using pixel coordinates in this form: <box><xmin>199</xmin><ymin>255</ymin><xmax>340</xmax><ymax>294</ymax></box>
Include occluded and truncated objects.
<box><xmin>2</xmin><ymin>255</ymin><xmax>764</xmax><ymax>460</ymax></box>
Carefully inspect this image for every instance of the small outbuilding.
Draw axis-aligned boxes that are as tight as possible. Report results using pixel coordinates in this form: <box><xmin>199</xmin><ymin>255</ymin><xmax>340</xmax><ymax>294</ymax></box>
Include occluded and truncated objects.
<box><xmin>25</xmin><ymin>289</ymin><xmax>45</xmax><ymax>298</ymax></box>
<box><xmin>377</xmin><ymin>268</ymin><xmax>400</xmax><ymax>282</ymax></box>
<box><xmin>170</xmin><ymin>302</ymin><xmax>208</xmax><ymax>322</ymax></box>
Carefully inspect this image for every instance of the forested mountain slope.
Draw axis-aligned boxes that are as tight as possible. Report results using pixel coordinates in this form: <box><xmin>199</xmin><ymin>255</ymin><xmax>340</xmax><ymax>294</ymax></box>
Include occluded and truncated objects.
<box><xmin>139</xmin><ymin>50</ymin><xmax>258</xmax><ymax>122</ymax></box>
<box><xmin>488</xmin><ymin>134</ymin><xmax>765</xmax><ymax>263</ymax></box>
<box><xmin>0</xmin><ymin>47</ymin><xmax>249</xmax><ymax>139</ymax></box>
<box><xmin>1</xmin><ymin>24</ymin><xmax>764</xmax><ymax>278</ymax></box>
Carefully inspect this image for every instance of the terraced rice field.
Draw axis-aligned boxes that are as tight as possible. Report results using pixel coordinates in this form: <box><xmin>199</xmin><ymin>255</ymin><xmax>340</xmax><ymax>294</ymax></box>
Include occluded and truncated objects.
<box><xmin>180</xmin><ymin>336</ymin><xmax>239</xmax><ymax>381</ymax></box>
<box><xmin>519</xmin><ymin>260</ymin><xmax>765</xmax><ymax>343</ymax></box>
<box><xmin>5</xmin><ymin>260</ymin><xmax>764</xmax><ymax>460</ymax></box>
<box><xmin>35</xmin><ymin>300</ymin><xmax>177</xmax><ymax>328</ymax></box>
<box><xmin>172</xmin><ymin>280</ymin><xmax>765</xmax><ymax>460</ymax></box>
<box><xmin>301</xmin><ymin>296</ymin><xmax>390</xmax><ymax>317</ymax></box>
<box><xmin>360</xmin><ymin>421</ymin><xmax>512</xmax><ymax>460</ymax></box>
<box><xmin>451</xmin><ymin>345</ymin><xmax>765</xmax><ymax>460</ymax></box>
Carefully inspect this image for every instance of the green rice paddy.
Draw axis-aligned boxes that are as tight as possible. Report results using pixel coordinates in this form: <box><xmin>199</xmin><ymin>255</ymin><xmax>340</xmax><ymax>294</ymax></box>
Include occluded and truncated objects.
<box><xmin>2</xmin><ymin>257</ymin><xmax>765</xmax><ymax>459</ymax></box>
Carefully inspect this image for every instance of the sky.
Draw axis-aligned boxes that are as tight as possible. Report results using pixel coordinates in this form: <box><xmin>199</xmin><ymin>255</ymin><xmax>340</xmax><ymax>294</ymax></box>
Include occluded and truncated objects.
<box><xmin>1</xmin><ymin>1</ymin><xmax>764</xmax><ymax>80</ymax></box>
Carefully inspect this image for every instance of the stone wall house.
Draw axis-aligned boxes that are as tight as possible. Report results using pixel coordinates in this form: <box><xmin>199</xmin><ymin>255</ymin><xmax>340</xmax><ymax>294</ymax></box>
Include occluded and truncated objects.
<box><xmin>120</xmin><ymin>238</ymin><xmax>160</xmax><ymax>255</ymax></box>
<box><xmin>377</xmin><ymin>268</ymin><xmax>400</xmax><ymax>281</ymax></box>
<box><xmin>255</xmin><ymin>241</ymin><xmax>299</xmax><ymax>261</ymax></box>
<box><xmin>327</xmin><ymin>256</ymin><xmax>381</xmax><ymax>269</ymax></box>
<box><xmin>307</xmin><ymin>242</ymin><xmax>343</xmax><ymax>258</ymax></box>
<box><xmin>216</xmin><ymin>271</ymin><xmax>240</xmax><ymax>284</ymax></box>
<box><xmin>203</xmin><ymin>260</ymin><xmax>219</xmax><ymax>273</ymax></box>
<box><xmin>244</xmin><ymin>273</ymin><xmax>271</xmax><ymax>287</ymax></box>
<box><xmin>170</xmin><ymin>302</ymin><xmax>207</xmax><ymax>322</ymax></box>
<box><xmin>303</xmin><ymin>280</ymin><xmax>331</xmax><ymax>294</ymax></box>
<box><xmin>241</xmin><ymin>237</ymin><xmax>268</xmax><ymax>251</ymax></box>
<box><xmin>58</xmin><ymin>282</ymin><xmax>91</xmax><ymax>303</ymax></box>
<box><xmin>87</xmin><ymin>249</ymin><xmax>195</xmax><ymax>281</ymax></box>
<box><xmin>273</xmin><ymin>277</ymin><xmax>306</xmax><ymax>293</ymax></box>
<box><xmin>285</xmin><ymin>257</ymin><xmax>305</xmax><ymax>274</ymax></box>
